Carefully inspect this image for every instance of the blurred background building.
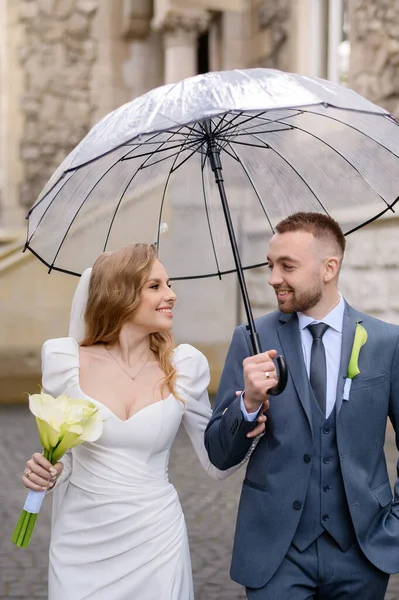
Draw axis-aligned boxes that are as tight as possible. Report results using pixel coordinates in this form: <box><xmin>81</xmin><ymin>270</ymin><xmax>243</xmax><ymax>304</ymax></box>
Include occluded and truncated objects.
<box><xmin>1</xmin><ymin>0</ymin><xmax>399</xmax><ymax>400</ymax></box>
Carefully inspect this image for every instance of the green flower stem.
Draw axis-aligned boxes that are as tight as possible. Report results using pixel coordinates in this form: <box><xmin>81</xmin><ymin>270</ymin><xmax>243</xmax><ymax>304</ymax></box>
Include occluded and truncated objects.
<box><xmin>22</xmin><ymin>513</ymin><xmax>38</xmax><ymax>548</ymax></box>
<box><xmin>11</xmin><ymin>448</ymin><xmax>54</xmax><ymax>548</ymax></box>
<box><xmin>11</xmin><ymin>510</ymin><xmax>27</xmax><ymax>545</ymax></box>
<box><xmin>17</xmin><ymin>512</ymin><xmax>31</xmax><ymax>547</ymax></box>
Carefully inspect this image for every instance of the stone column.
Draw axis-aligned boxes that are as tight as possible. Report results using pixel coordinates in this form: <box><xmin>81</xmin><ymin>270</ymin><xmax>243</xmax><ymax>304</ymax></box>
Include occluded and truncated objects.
<box><xmin>122</xmin><ymin>0</ymin><xmax>163</xmax><ymax>99</ymax></box>
<box><xmin>348</xmin><ymin>0</ymin><xmax>399</xmax><ymax>119</ymax></box>
<box><xmin>153</xmin><ymin>9</ymin><xmax>210</xmax><ymax>84</ymax></box>
<box><xmin>220</xmin><ymin>7</ymin><xmax>251</xmax><ymax>70</ymax></box>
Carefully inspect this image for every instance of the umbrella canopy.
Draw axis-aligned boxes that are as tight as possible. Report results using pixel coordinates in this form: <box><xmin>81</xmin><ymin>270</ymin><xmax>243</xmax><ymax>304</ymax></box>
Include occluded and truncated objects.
<box><xmin>25</xmin><ymin>68</ymin><xmax>399</xmax><ymax>280</ymax></box>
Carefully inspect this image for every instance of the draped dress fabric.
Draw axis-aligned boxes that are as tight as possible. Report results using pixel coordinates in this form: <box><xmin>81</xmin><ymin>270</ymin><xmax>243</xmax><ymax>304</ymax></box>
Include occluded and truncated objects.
<box><xmin>42</xmin><ymin>337</ymin><xmax>234</xmax><ymax>600</ymax></box>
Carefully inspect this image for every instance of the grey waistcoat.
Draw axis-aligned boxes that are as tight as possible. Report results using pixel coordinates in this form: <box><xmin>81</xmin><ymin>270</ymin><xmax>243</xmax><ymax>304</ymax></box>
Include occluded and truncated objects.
<box><xmin>292</xmin><ymin>392</ymin><xmax>355</xmax><ymax>552</ymax></box>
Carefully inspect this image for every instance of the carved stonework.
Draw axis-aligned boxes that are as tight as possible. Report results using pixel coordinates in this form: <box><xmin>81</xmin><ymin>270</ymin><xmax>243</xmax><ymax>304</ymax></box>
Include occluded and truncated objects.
<box><xmin>348</xmin><ymin>0</ymin><xmax>399</xmax><ymax>118</ymax></box>
<box><xmin>122</xmin><ymin>0</ymin><xmax>152</xmax><ymax>40</ymax></box>
<box><xmin>152</xmin><ymin>9</ymin><xmax>210</xmax><ymax>36</ymax></box>
<box><xmin>18</xmin><ymin>0</ymin><xmax>98</xmax><ymax>208</ymax></box>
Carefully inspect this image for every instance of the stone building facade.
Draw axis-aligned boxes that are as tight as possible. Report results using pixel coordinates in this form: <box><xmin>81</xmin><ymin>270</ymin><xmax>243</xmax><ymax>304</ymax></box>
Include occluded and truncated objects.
<box><xmin>0</xmin><ymin>0</ymin><xmax>398</xmax><ymax>400</ymax></box>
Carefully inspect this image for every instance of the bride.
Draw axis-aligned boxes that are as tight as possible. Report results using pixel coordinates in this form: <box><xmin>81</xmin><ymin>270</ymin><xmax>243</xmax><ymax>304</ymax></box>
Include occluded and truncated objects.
<box><xmin>21</xmin><ymin>243</ymin><xmax>268</xmax><ymax>600</ymax></box>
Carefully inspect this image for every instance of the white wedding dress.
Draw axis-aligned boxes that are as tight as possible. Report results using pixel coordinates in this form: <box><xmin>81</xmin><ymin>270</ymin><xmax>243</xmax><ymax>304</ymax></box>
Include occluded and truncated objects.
<box><xmin>42</xmin><ymin>337</ymin><xmax>237</xmax><ymax>600</ymax></box>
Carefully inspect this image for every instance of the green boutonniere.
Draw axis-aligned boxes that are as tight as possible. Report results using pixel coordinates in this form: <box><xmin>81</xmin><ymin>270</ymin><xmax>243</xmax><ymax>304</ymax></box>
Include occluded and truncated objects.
<box><xmin>343</xmin><ymin>323</ymin><xmax>368</xmax><ymax>401</ymax></box>
<box><xmin>347</xmin><ymin>323</ymin><xmax>368</xmax><ymax>379</ymax></box>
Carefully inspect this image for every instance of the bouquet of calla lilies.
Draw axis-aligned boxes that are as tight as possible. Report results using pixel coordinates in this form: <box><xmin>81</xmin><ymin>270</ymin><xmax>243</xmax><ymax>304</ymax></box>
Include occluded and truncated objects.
<box><xmin>11</xmin><ymin>390</ymin><xmax>103</xmax><ymax>548</ymax></box>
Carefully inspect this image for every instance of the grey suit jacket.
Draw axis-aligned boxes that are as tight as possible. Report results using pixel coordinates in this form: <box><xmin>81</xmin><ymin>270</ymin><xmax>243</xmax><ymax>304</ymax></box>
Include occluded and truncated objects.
<box><xmin>204</xmin><ymin>301</ymin><xmax>399</xmax><ymax>588</ymax></box>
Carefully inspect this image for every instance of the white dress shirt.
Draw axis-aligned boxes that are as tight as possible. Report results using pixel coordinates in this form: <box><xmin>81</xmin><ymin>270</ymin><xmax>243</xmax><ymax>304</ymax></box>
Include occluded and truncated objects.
<box><xmin>241</xmin><ymin>295</ymin><xmax>345</xmax><ymax>420</ymax></box>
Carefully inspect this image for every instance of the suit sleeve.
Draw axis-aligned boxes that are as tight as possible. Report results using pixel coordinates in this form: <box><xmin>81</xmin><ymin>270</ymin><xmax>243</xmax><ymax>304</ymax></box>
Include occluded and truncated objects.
<box><xmin>389</xmin><ymin>333</ymin><xmax>399</xmax><ymax>517</ymax></box>
<box><xmin>204</xmin><ymin>325</ymin><xmax>260</xmax><ymax>470</ymax></box>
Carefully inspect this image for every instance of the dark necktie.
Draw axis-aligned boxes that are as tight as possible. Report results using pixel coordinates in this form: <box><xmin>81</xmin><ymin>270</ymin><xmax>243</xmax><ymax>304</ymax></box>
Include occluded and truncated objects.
<box><xmin>307</xmin><ymin>323</ymin><xmax>329</xmax><ymax>415</ymax></box>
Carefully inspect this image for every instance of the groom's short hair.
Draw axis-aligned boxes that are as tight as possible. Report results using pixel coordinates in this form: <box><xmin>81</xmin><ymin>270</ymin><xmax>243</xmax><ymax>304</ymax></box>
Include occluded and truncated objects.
<box><xmin>275</xmin><ymin>212</ymin><xmax>346</xmax><ymax>258</ymax></box>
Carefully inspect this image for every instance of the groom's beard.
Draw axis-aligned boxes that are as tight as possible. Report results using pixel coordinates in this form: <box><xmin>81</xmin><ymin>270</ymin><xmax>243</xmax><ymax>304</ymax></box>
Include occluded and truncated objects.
<box><xmin>274</xmin><ymin>283</ymin><xmax>323</xmax><ymax>314</ymax></box>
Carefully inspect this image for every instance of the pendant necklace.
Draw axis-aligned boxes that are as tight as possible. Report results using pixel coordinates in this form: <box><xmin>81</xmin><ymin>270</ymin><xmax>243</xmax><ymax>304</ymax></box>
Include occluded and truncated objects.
<box><xmin>105</xmin><ymin>346</ymin><xmax>153</xmax><ymax>380</ymax></box>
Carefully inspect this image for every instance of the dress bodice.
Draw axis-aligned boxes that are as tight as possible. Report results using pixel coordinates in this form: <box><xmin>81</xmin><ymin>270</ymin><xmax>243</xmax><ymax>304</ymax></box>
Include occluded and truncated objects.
<box><xmin>41</xmin><ymin>337</ymin><xmax>232</xmax><ymax>494</ymax></box>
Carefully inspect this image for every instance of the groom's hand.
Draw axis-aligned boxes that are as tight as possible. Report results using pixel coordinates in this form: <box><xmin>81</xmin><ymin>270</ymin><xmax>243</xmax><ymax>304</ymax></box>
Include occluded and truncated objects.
<box><xmin>242</xmin><ymin>349</ymin><xmax>278</xmax><ymax>413</ymax></box>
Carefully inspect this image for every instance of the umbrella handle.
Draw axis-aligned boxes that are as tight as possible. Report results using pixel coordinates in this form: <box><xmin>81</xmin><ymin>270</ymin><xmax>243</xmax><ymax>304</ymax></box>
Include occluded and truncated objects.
<box><xmin>268</xmin><ymin>355</ymin><xmax>288</xmax><ymax>396</ymax></box>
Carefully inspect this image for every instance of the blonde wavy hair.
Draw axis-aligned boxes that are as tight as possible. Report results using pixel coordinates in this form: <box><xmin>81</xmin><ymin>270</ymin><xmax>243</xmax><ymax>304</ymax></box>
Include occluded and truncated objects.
<box><xmin>80</xmin><ymin>244</ymin><xmax>180</xmax><ymax>400</ymax></box>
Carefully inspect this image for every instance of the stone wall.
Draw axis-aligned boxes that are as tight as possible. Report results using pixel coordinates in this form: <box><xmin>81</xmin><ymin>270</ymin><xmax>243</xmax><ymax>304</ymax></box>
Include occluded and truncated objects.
<box><xmin>18</xmin><ymin>0</ymin><xmax>98</xmax><ymax>208</ymax></box>
<box><xmin>245</xmin><ymin>217</ymin><xmax>399</xmax><ymax>328</ymax></box>
<box><xmin>348</xmin><ymin>0</ymin><xmax>399</xmax><ymax>118</ymax></box>
<box><xmin>346</xmin><ymin>1</ymin><xmax>399</xmax><ymax>325</ymax></box>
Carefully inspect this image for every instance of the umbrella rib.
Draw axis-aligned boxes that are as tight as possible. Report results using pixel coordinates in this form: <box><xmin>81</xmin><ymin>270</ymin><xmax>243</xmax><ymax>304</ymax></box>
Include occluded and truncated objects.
<box><xmin>232</xmin><ymin>126</ymin><xmax>293</xmax><ymax>137</ymax></box>
<box><xmin>26</xmin><ymin>169</ymin><xmax>75</xmax><ymax>218</ymax></box>
<box><xmin>155</xmin><ymin>135</ymin><xmax>205</xmax><ymax>249</ymax></box>
<box><xmin>24</xmin><ymin>170</ymin><xmax>77</xmax><ymax>247</ymax></box>
<box><xmin>208</xmin><ymin>112</ymin><xmax>234</xmax><ymax>136</ymax></box>
<box><xmin>170</xmin><ymin>141</ymin><xmax>205</xmax><ymax>172</ymax></box>
<box><xmin>121</xmin><ymin>128</ymin><xmax>198</xmax><ymax>161</ymax></box>
<box><xmin>103</xmin><ymin>149</ymin><xmax>169</xmax><ymax>253</ymax></box>
<box><xmin>225</xmin><ymin>142</ymin><xmax>274</xmax><ymax>232</ymax></box>
<box><xmin>62</xmin><ymin>129</ymin><xmax>165</xmax><ymax>174</ymax></box>
<box><xmin>250</xmin><ymin>132</ymin><xmax>329</xmax><ymax>214</ymax></box>
<box><xmin>32</xmin><ymin>133</ymin><xmax>171</xmax><ymax>263</ymax></box>
<box><xmin>51</xmin><ymin>133</ymin><xmax>181</xmax><ymax>267</ymax></box>
<box><xmin>216</xmin><ymin>143</ymin><xmax>241</xmax><ymax>162</ymax></box>
<box><xmin>24</xmin><ymin>241</ymin><xmax>269</xmax><ymax>280</ymax></box>
<box><xmin>220</xmin><ymin>130</ymin><xmax>292</xmax><ymax>147</ymax></box>
<box><xmin>123</xmin><ymin>129</ymin><xmax>194</xmax><ymax>146</ymax></box>
<box><xmin>139</xmin><ymin>139</ymin><xmax>202</xmax><ymax>170</ymax></box>
<box><xmin>344</xmin><ymin>195</ymin><xmax>399</xmax><ymax>235</ymax></box>
<box><xmin>169</xmin><ymin>260</ymin><xmax>269</xmax><ymax>281</ymax></box>
<box><xmin>301</xmin><ymin>109</ymin><xmax>399</xmax><ymax>159</ymax></box>
<box><xmin>216</xmin><ymin>110</ymin><xmax>281</xmax><ymax>137</ymax></box>
<box><xmin>47</xmin><ymin>143</ymin><xmax>163</xmax><ymax>268</ymax></box>
<box><xmin>24</xmin><ymin>245</ymin><xmax>81</xmax><ymax>277</ymax></box>
<box><xmin>200</xmin><ymin>151</ymin><xmax>223</xmax><ymax>278</ymax></box>
<box><xmin>155</xmin><ymin>143</ymin><xmax>191</xmax><ymax>251</ymax></box>
<box><xmin>277</xmin><ymin>119</ymin><xmax>391</xmax><ymax>208</ymax></box>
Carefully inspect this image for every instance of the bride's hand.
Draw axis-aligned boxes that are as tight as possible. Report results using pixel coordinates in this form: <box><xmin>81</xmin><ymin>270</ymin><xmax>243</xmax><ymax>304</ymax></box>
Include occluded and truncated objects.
<box><xmin>247</xmin><ymin>412</ymin><xmax>267</xmax><ymax>438</ymax></box>
<box><xmin>235</xmin><ymin>391</ymin><xmax>268</xmax><ymax>438</ymax></box>
<box><xmin>22</xmin><ymin>453</ymin><xmax>64</xmax><ymax>491</ymax></box>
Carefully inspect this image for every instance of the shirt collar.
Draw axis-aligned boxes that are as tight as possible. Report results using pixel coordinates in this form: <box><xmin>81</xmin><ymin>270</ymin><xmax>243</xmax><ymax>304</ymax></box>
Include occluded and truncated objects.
<box><xmin>297</xmin><ymin>295</ymin><xmax>344</xmax><ymax>333</ymax></box>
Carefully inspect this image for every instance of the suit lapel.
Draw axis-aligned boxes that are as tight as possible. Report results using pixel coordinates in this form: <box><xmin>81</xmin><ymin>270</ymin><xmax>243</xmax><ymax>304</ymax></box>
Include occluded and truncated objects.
<box><xmin>277</xmin><ymin>313</ymin><xmax>313</xmax><ymax>434</ymax></box>
<box><xmin>335</xmin><ymin>303</ymin><xmax>362</xmax><ymax>414</ymax></box>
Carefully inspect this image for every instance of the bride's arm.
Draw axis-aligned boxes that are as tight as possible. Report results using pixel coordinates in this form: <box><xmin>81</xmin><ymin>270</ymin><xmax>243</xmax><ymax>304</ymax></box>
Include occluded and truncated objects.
<box><xmin>182</xmin><ymin>388</ymin><xmax>242</xmax><ymax>480</ymax></box>
<box><xmin>179</xmin><ymin>346</ymin><xmax>264</xmax><ymax>481</ymax></box>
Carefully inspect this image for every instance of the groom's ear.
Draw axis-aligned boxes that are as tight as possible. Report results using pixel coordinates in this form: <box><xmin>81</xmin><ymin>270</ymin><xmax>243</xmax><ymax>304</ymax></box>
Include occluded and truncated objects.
<box><xmin>323</xmin><ymin>256</ymin><xmax>340</xmax><ymax>282</ymax></box>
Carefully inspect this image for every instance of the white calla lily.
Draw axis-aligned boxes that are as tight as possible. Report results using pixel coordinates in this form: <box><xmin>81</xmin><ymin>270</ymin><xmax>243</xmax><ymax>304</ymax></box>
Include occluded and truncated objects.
<box><xmin>13</xmin><ymin>389</ymin><xmax>103</xmax><ymax>549</ymax></box>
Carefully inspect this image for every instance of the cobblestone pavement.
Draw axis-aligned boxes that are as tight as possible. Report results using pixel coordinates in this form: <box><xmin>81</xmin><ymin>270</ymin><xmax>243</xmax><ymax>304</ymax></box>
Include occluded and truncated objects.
<box><xmin>1</xmin><ymin>405</ymin><xmax>399</xmax><ymax>599</ymax></box>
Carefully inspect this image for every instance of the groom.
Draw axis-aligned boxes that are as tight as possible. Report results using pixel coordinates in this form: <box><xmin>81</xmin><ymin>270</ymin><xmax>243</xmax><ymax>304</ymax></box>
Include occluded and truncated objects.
<box><xmin>205</xmin><ymin>212</ymin><xmax>399</xmax><ymax>599</ymax></box>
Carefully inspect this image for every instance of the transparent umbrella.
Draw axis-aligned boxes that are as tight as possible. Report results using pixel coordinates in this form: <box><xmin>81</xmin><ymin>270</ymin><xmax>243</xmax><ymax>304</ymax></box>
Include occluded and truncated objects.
<box><xmin>25</xmin><ymin>68</ymin><xmax>399</xmax><ymax>388</ymax></box>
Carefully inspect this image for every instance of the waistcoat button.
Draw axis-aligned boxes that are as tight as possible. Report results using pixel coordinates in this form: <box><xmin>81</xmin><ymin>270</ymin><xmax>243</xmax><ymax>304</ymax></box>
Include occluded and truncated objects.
<box><xmin>323</xmin><ymin>427</ymin><xmax>331</xmax><ymax>434</ymax></box>
<box><xmin>323</xmin><ymin>457</ymin><xmax>331</xmax><ymax>464</ymax></box>
<box><xmin>322</xmin><ymin>514</ymin><xmax>330</xmax><ymax>521</ymax></box>
<box><xmin>303</xmin><ymin>454</ymin><xmax>311</xmax><ymax>463</ymax></box>
<box><xmin>293</xmin><ymin>500</ymin><xmax>302</xmax><ymax>510</ymax></box>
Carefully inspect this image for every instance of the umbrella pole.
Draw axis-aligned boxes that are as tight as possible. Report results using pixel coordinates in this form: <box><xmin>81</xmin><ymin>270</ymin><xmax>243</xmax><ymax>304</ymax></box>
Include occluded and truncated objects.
<box><xmin>206</xmin><ymin>139</ymin><xmax>261</xmax><ymax>355</ymax></box>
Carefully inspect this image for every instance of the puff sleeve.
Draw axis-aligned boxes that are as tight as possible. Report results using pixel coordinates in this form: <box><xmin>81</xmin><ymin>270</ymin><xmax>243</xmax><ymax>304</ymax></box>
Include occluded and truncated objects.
<box><xmin>41</xmin><ymin>338</ymin><xmax>79</xmax><ymax>492</ymax></box>
<box><xmin>175</xmin><ymin>344</ymin><xmax>243</xmax><ymax>481</ymax></box>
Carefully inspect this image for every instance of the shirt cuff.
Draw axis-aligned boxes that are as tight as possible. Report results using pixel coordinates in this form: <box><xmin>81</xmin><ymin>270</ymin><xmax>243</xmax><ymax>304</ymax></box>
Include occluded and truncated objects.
<box><xmin>240</xmin><ymin>394</ymin><xmax>261</xmax><ymax>421</ymax></box>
